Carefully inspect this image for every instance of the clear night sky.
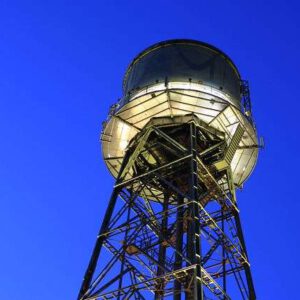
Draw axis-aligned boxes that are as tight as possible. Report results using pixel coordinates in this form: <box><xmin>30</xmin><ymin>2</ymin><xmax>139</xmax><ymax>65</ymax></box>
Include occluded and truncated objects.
<box><xmin>1</xmin><ymin>1</ymin><xmax>299</xmax><ymax>299</ymax></box>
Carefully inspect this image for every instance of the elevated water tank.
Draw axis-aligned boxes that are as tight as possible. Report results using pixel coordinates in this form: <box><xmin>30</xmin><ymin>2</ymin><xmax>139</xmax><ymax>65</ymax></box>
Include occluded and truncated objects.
<box><xmin>101</xmin><ymin>39</ymin><xmax>258</xmax><ymax>188</ymax></box>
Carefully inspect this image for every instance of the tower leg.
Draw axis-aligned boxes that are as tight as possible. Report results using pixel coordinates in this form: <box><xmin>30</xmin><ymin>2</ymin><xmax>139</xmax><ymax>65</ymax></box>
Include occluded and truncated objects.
<box><xmin>78</xmin><ymin>188</ymin><xmax>120</xmax><ymax>300</ymax></box>
<box><xmin>234</xmin><ymin>212</ymin><xmax>256</xmax><ymax>300</ymax></box>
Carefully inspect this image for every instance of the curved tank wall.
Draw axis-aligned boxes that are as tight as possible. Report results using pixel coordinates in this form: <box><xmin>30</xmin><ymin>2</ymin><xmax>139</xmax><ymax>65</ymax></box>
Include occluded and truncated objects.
<box><xmin>122</xmin><ymin>39</ymin><xmax>242</xmax><ymax>108</ymax></box>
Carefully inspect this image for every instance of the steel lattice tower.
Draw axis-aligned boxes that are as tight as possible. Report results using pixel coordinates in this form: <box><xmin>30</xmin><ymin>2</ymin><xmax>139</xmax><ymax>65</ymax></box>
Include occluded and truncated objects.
<box><xmin>78</xmin><ymin>40</ymin><xmax>259</xmax><ymax>300</ymax></box>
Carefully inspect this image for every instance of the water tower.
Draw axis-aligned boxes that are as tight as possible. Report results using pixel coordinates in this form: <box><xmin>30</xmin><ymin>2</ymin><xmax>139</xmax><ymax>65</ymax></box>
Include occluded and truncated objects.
<box><xmin>78</xmin><ymin>39</ymin><xmax>259</xmax><ymax>299</ymax></box>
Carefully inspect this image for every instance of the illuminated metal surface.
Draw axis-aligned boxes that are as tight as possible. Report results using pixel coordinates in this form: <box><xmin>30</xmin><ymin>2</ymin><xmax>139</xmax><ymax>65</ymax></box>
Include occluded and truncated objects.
<box><xmin>102</xmin><ymin>81</ymin><xmax>258</xmax><ymax>189</ymax></box>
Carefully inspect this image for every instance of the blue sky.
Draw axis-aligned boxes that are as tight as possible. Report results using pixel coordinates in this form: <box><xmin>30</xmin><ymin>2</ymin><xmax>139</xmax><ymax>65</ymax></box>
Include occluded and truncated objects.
<box><xmin>0</xmin><ymin>0</ymin><xmax>299</xmax><ymax>299</ymax></box>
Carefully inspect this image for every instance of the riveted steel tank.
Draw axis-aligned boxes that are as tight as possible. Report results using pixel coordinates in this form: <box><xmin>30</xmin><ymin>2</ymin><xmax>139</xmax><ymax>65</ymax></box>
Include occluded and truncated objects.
<box><xmin>122</xmin><ymin>39</ymin><xmax>241</xmax><ymax>108</ymax></box>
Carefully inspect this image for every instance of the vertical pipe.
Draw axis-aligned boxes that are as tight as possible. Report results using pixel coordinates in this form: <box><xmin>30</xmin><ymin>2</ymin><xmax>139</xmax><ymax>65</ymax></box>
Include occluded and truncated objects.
<box><xmin>221</xmin><ymin>208</ymin><xmax>227</xmax><ymax>298</ymax></box>
<box><xmin>186</xmin><ymin>122</ymin><xmax>203</xmax><ymax>300</ymax></box>
<box><xmin>174</xmin><ymin>195</ymin><xmax>184</xmax><ymax>300</ymax></box>
<box><xmin>155</xmin><ymin>193</ymin><xmax>169</xmax><ymax>299</ymax></box>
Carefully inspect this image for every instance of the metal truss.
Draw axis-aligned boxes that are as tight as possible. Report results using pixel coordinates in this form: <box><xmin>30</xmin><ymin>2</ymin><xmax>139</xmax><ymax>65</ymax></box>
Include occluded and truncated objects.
<box><xmin>78</xmin><ymin>115</ymin><xmax>256</xmax><ymax>300</ymax></box>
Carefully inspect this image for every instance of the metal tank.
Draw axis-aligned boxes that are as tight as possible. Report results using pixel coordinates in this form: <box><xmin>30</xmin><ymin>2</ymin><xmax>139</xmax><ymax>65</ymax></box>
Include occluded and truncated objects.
<box><xmin>102</xmin><ymin>39</ymin><xmax>258</xmax><ymax>190</ymax></box>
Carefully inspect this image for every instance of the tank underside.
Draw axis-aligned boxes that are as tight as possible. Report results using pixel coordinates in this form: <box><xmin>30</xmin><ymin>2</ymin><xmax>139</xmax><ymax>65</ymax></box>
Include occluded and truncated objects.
<box><xmin>101</xmin><ymin>82</ymin><xmax>258</xmax><ymax>190</ymax></box>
